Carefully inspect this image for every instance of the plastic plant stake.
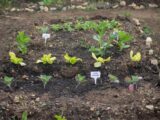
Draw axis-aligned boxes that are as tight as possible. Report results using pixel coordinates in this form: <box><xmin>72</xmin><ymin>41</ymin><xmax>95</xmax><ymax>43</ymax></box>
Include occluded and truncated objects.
<box><xmin>90</xmin><ymin>71</ymin><xmax>101</xmax><ymax>85</ymax></box>
<box><xmin>42</xmin><ymin>33</ymin><xmax>50</xmax><ymax>46</ymax></box>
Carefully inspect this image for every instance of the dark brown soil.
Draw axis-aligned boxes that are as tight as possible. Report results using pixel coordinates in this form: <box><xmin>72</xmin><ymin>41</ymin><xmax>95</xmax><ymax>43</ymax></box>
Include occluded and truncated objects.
<box><xmin>0</xmin><ymin>8</ymin><xmax>160</xmax><ymax>120</ymax></box>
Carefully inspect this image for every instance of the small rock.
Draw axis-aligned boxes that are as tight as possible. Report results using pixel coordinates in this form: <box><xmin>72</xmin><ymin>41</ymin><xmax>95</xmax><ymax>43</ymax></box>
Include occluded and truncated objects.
<box><xmin>112</xmin><ymin>4</ymin><xmax>119</xmax><ymax>9</ymax></box>
<box><xmin>120</xmin><ymin>1</ymin><xmax>126</xmax><ymax>7</ymax></box>
<box><xmin>132</xmin><ymin>18</ymin><xmax>140</xmax><ymax>26</ymax></box>
<box><xmin>97</xmin><ymin>2</ymin><xmax>105</xmax><ymax>9</ymax></box>
<box><xmin>62</xmin><ymin>7</ymin><xmax>67</xmax><ymax>11</ymax></box>
<box><xmin>44</xmin><ymin>6</ymin><xmax>49</xmax><ymax>12</ymax></box>
<box><xmin>40</xmin><ymin>6</ymin><xmax>44</xmax><ymax>11</ymax></box>
<box><xmin>25</xmin><ymin>8</ymin><xmax>34</xmax><ymax>12</ymax></box>
<box><xmin>146</xmin><ymin>37</ymin><xmax>153</xmax><ymax>47</ymax></box>
<box><xmin>76</xmin><ymin>5</ymin><xmax>86</xmax><ymax>10</ymax></box>
<box><xmin>129</xmin><ymin>3</ymin><xmax>137</xmax><ymax>8</ymax></box>
<box><xmin>38</xmin><ymin>2</ymin><xmax>44</xmax><ymax>6</ymax></box>
<box><xmin>146</xmin><ymin>105</ymin><xmax>154</xmax><ymax>110</ymax></box>
<box><xmin>22</xmin><ymin>75</ymin><xmax>29</xmax><ymax>80</ymax></box>
<box><xmin>50</xmin><ymin>7</ymin><xmax>57</xmax><ymax>11</ymax></box>
<box><xmin>14</xmin><ymin>96</ymin><xmax>20</xmax><ymax>103</ymax></box>
<box><xmin>139</xmin><ymin>5</ymin><xmax>145</xmax><ymax>9</ymax></box>
<box><xmin>90</xmin><ymin>107</ymin><xmax>95</xmax><ymax>111</ymax></box>
<box><xmin>10</xmin><ymin>8</ymin><xmax>16</xmax><ymax>12</ymax></box>
<box><xmin>149</xmin><ymin>49</ymin><xmax>154</xmax><ymax>55</ymax></box>
<box><xmin>151</xmin><ymin>59</ymin><xmax>158</xmax><ymax>65</ymax></box>
<box><xmin>149</xmin><ymin>3</ymin><xmax>158</xmax><ymax>8</ymax></box>
<box><xmin>83</xmin><ymin>2</ymin><xmax>88</xmax><ymax>6</ymax></box>
<box><xmin>35</xmin><ymin>97</ymin><xmax>40</xmax><ymax>102</ymax></box>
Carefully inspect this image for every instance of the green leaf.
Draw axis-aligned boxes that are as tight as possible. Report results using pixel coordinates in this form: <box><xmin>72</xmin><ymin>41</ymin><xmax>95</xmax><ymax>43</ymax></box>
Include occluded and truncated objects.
<box><xmin>22</xmin><ymin>111</ymin><xmax>27</xmax><ymax>120</ymax></box>
<box><xmin>94</xmin><ymin>62</ymin><xmax>101</xmax><ymax>68</ymax></box>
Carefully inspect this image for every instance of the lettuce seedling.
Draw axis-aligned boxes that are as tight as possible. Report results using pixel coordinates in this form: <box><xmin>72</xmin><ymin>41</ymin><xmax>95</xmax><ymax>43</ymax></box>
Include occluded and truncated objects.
<box><xmin>108</xmin><ymin>74</ymin><xmax>119</xmax><ymax>83</ymax></box>
<box><xmin>130</xmin><ymin>50</ymin><xmax>141</xmax><ymax>62</ymax></box>
<box><xmin>16</xmin><ymin>31</ymin><xmax>30</xmax><ymax>54</ymax></box>
<box><xmin>22</xmin><ymin>111</ymin><xmax>27</xmax><ymax>120</ymax></box>
<box><xmin>9</xmin><ymin>52</ymin><xmax>26</xmax><ymax>66</ymax></box>
<box><xmin>54</xmin><ymin>115</ymin><xmax>67</xmax><ymax>120</ymax></box>
<box><xmin>64</xmin><ymin>53</ymin><xmax>82</xmax><ymax>65</ymax></box>
<box><xmin>39</xmin><ymin>75</ymin><xmax>52</xmax><ymax>88</ymax></box>
<box><xmin>3</xmin><ymin>76</ymin><xmax>14</xmax><ymax>88</ymax></box>
<box><xmin>92</xmin><ymin>53</ymin><xmax>111</xmax><ymax>68</ymax></box>
<box><xmin>51</xmin><ymin>24</ymin><xmax>62</xmax><ymax>32</ymax></box>
<box><xmin>36</xmin><ymin>54</ymin><xmax>56</xmax><ymax>64</ymax></box>
<box><xmin>63</xmin><ymin>22</ymin><xmax>74</xmax><ymax>32</ymax></box>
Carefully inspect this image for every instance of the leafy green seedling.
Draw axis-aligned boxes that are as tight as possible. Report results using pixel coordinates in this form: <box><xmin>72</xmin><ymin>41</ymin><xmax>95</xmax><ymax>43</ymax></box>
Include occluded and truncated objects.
<box><xmin>75</xmin><ymin>74</ymin><xmax>86</xmax><ymax>88</ymax></box>
<box><xmin>39</xmin><ymin>75</ymin><xmax>52</xmax><ymax>88</ymax></box>
<box><xmin>130</xmin><ymin>50</ymin><xmax>141</xmax><ymax>62</ymax></box>
<box><xmin>143</xmin><ymin>26</ymin><xmax>152</xmax><ymax>36</ymax></box>
<box><xmin>3</xmin><ymin>76</ymin><xmax>13</xmax><ymax>88</ymax></box>
<box><xmin>110</xmin><ymin>30</ymin><xmax>133</xmax><ymax>51</ymax></box>
<box><xmin>92</xmin><ymin>53</ymin><xmax>111</xmax><ymax>68</ymax></box>
<box><xmin>108</xmin><ymin>74</ymin><xmax>119</xmax><ymax>83</ymax></box>
<box><xmin>63</xmin><ymin>22</ymin><xmax>74</xmax><ymax>32</ymax></box>
<box><xmin>22</xmin><ymin>111</ymin><xmax>27</xmax><ymax>120</ymax></box>
<box><xmin>64</xmin><ymin>53</ymin><xmax>82</xmax><ymax>65</ymax></box>
<box><xmin>36</xmin><ymin>54</ymin><xmax>56</xmax><ymax>64</ymax></box>
<box><xmin>39</xmin><ymin>26</ymin><xmax>49</xmax><ymax>33</ymax></box>
<box><xmin>9</xmin><ymin>52</ymin><xmax>26</xmax><ymax>66</ymax></box>
<box><xmin>43</xmin><ymin>0</ymin><xmax>54</xmax><ymax>6</ymax></box>
<box><xmin>16</xmin><ymin>31</ymin><xmax>31</xmax><ymax>54</ymax></box>
<box><xmin>51</xmin><ymin>24</ymin><xmax>62</xmax><ymax>32</ymax></box>
<box><xmin>126</xmin><ymin>75</ymin><xmax>139</xmax><ymax>84</ymax></box>
<box><xmin>54</xmin><ymin>115</ymin><xmax>67</xmax><ymax>120</ymax></box>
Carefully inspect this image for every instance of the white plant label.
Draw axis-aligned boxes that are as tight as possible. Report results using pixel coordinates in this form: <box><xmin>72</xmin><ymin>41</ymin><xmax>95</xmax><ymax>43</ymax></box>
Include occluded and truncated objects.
<box><xmin>42</xmin><ymin>33</ymin><xmax>51</xmax><ymax>45</ymax></box>
<box><xmin>90</xmin><ymin>71</ymin><xmax>101</xmax><ymax>85</ymax></box>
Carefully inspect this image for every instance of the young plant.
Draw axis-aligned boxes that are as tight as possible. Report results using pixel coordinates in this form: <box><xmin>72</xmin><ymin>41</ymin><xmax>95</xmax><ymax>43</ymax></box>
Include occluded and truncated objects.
<box><xmin>63</xmin><ymin>22</ymin><xmax>74</xmax><ymax>32</ymax></box>
<box><xmin>16</xmin><ymin>31</ymin><xmax>31</xmax><ymax>54</ymax></box>
<box><xmin>110</xmin><ymin>30</ymin><xmax>133</xmax><ymax>51</ymax></box>
<box><xmin>64</xmin><ymin>53</ymin><xmax>82</xmax><ymax>65</ymax></box>
<box><xmin>108</xmin><ymin>74</ymin><xmax>119</xmax><ymax>83</ymax></box>
<box><xmin>22</xmin><ymin>111</ymin><xmax>27</xmax><ymax>120</ymax></box>
<box><xmin>3</xmin><ymin>76</ymin><xmax>13</xmax><ymax>88</ymax></box>
<box><xmin>130</xmin><ymin>50</ymin><xmax>141</xmax><ymax>62</ymax></box>
<box><xmin>36</xmin><ymin>54</ymin><xmax>56</xmax><ymax>64</ymax></box>
<box><xmin>75</xmin><ymin>74</ymin><xmax>86</xmax><ymax>88</ymax></box>
<box><xmin>54</xmin><ymin>115</ymin><xmax>67</xmax><ymax>120</ymax></box>
<box><xmin>39</xmin><ymin>75</ymin><xmax>52</xmax><ymax>88</ymax></box>
<box><xmin>38</xmin><ymin>26</ymin><xmax>49</xmax><ymax>33</ymax></box>
<box><xmin>51</xmin><ymin>24</ymin><xmax>62</xmax><ymax>32</ymax></box>
<box><xmin>126</xmin><ymin>75</ymin><xmax>139</xmax><ymax>84</ymax></box>
<box><xmin>43</xmin><ymin>0</ymin><xmax>54</xmax><ymax>6</ymax></box>
<box><xmin>9</xmin><ymin>52</ymin><xmax>26</xmax><ymax>66</ymax></box>
<box><xmin>92</xmin><ymin>53</ymin><xmax>111</xmax><ymax>68</ymax></box>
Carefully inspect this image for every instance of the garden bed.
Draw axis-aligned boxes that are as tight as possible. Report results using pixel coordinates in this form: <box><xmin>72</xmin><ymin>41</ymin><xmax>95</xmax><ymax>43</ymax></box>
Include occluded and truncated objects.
<box><xmin>0</xmin><ymin>8</ymin><xmax>159</xmax><ymax>120</ymax></box>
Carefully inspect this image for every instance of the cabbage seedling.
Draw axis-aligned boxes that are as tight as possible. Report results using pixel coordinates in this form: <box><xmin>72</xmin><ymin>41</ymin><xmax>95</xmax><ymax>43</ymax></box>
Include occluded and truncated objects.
<box><xmin>75</xmin><ymin>74</ymin><xmax>86</xmax><ymax>88</ymax></box>
<box><xmin>64</xmin><ymin>53</ymin><xmax>82</xmax><ymax>65</ymax></box>
<box><xmin>3</xmin><ymin>76</ymin><xmax>13</xmax><ymax>88</ymax></box>
<box><xmin>54</xmin><ymin>115</ymin><xmax>67</xmax><ymax>120</ymax></box>
<box><xmin>9</xmin><ymin>52</ymin><xmax>26</xmax><ymax>66</ymax></box>
<box><xmin>130</xmin><ymin>50</ymin><xmax>141</xmax><ymax>62</ymax></box>
<box><xmin>36</xmin><ymin>54</ymin><xmax>56</xmax><ymax>64</ymax></box>
<box><xmin>39</xmin><ymin>75</ymin><xmax>52</xmax><ymax>88</ymax></box>
<box><xmin>108</xmin><ymin>74</ymin><xmax>119</xmax><ymax>83</ymax></box>
<box><xmin>92</xmin><ymin>53</ymin><xmax>111</xmax><ymax>68</ymax></box>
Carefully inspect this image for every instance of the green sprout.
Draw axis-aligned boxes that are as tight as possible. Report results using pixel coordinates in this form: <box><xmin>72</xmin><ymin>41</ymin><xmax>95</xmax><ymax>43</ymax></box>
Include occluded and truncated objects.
<box><xmin>36</xmin><ymin>54</ymin><xmax>56</xmax><ymax>64</ymax></box>
<box><xmin>75</xmin><ymin>74</ymin><xmax>86</xmax><ymax>88</ymax></box>
<box><xmin>16</xmin><ymin>31</ymin><xmax>31</xmax><ymax>54</ymax></box>
<box><xmin>54</xmin><ymin>115</ymin><xmax>67</xmax><ymax>120</ymax></box>
<box><xmin>39</xmin><ymin>75</ymin><xmax>52</xmax><ymax>88</ymax></box>
<box><xmin>64</xmin><ymin>53</ymin><xmax>82</xmax><ymax>65</ymax></box>
<box><xmin>3</xmin><ymin>76</ymin><xmax>14</xmax><ymax>88</ymax></box>
<box><xmin>22</xmin><ymin>111</ymin><xmax>27</xmax><ymax>120</ymax></box>
<box><xmin>108</xmin><ymin>74</ymin><xmax>119</xmax><ymax>83</ymax></box>
<box><xmin>126</xmin><ymin>75</ymin><xmax>139</xmax><ymax>84</ymax></box>
<box><xmin>9</xmin><ymin>52</ymin><xmax>26</xmax><ymax>66</ymax></box>
<box><xmin>51</xmin><ymin>24</ymin><xmax>62</xmax><ymax>32</ymax></box>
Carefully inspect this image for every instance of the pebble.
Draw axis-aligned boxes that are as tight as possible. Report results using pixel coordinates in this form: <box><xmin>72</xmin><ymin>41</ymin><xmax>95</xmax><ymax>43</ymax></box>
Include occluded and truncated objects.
<box><xmin>149</xmin><ymin>3</ymin><xmax>158</xmax><ymax>8</ymax></box>
<box><xmin>151</xmin><ymin>59</ymin><xmax>158</xmax><ymax>65</ymax></box>
<box><xmin>76</xmin><ymin>5</ymin><xmax>86</xmax><ymax>10</ymax></box>
<box><xmin>14</xmin><ymin>96</ymin><xmax>20</xmax><ymax>103</ymax></box>
<box><xmin>25</xmin><ymin>8</ymin><xmax>34</xmax><ymax>12</ymax></box>
<box><xmin>44</xmin><ymin>6</ymin><xmax>49</xmax><ymax>12</ymax></box>
<box><xmin>120</xmin><ymin>1</ymin><xmax>126</xmax><ymax>7</ymax></box>
<box><xmin>132</xmin><ymin>18</ymin><xmax>140</xmax><ymax>26</ymax></box>
<box><xmin>10</xmin><ymin>8</ymin><xmax>16</xmax><ymax>12</ymax></box>
<box><xmin>50</xmin><ymin>7</ymin><xmax>57</xmax><ymax>11</ymax></box>
<box><xmin>40</xmin><ymin>6</ymin><xmax>44</xmax><ymax>11</ymax></box>
<box><xmin>146</xmin><ymin>105</ymin><xmax>154</xmax><ymax>110</ymax></box>
<box><xmin>112</xmin><ymin>4</ymin><xmax>119</xmax><ymax>9</ymax></box>
<box><xmin>149</xmin><ymin>49</ymin><xmax>154</xmax><ymax>55</ymax></box>
<box><xmin>146</xmin><ymin>37</ymin><xmax>153</xmax><ymax>48</ymax></box>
